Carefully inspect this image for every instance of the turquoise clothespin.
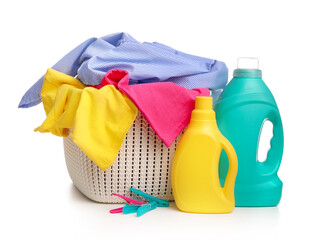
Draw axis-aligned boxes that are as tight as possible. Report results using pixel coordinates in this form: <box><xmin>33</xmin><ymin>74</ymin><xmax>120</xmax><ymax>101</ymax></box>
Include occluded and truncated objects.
<box><xmin>137</xmin><ymin>202</ymin><xmax>157</xmax><ymax>217</ymax></box>
<box><xmin>130</xmin><ymin>188</ymin><xmax>169</xmax><ymax>207</ymax></box>
<box><xmin>122</xmin><ymin>204</ymin><xmax>143</xmax><ymax>215</ymax></box>
<box><xmin>122</xmin><ymin>202</ymin><xmax>158</xmax><ymax>217</ymax></box>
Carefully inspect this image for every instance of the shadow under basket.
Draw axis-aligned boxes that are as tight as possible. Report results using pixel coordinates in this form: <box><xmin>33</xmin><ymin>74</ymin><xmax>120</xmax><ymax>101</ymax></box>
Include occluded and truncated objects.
<box><xmin>64</xmin><ymin>112</ymin><xmax>183</xmax><ymax>203</ymax></box>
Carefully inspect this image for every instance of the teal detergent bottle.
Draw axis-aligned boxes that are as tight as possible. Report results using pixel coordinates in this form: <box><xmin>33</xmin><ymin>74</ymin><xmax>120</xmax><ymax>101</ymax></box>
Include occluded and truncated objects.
<box><xmin>214</xmin><ymin>58</ymin><xmax>284</xmax><ymax>207</ymax></box>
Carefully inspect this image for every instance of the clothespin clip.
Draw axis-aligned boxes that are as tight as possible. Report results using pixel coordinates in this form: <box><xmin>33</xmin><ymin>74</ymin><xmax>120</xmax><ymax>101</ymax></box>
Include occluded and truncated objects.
<box><xmin>123</xmin><ymin>202</ymin><xmax>158</xmax><ymax>217</ymax></box>
<box><xmin>109</xmin><ymin>193</ymin><xmax>146</xmax><ymax>214</ymax></box>
<box><xmin>130</xmin><ymin>188</ymin><xmax>169</xmax><ymax>207</ymax></box>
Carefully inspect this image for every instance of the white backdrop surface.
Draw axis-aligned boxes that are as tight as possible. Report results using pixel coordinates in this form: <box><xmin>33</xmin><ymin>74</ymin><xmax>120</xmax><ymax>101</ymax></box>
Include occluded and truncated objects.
<box><xmin>1</xmin><ymin>1</ymin><xmax>316</xmax><ymax>239</ymax></box>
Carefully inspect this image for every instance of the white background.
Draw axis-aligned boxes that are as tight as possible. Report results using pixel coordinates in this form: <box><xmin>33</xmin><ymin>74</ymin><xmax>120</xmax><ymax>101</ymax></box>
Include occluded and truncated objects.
<box><xmin>1</xmin><ymin>0</ymin><xmax>316</xmax><ymax>239</ymax></box>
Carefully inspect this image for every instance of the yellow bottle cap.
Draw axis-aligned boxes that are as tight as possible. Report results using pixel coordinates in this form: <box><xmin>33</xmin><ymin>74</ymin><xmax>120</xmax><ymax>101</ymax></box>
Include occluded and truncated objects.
<box><xmin>195</xmin><ymin>96</ymin><xmax>213</xmax><ymax>110</ymax></box>
<box><xmin>192</xmin><ymin>96</ymin><xmax>215</xmax><ymax>120</ymax></box>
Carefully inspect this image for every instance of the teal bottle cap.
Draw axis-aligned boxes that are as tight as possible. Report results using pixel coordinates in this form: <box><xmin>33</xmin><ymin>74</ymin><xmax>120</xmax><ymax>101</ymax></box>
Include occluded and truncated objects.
<box><xmin>233</xmin><ymin>68</ymin><xmax>262</xmax><ymax>78</ymax></box>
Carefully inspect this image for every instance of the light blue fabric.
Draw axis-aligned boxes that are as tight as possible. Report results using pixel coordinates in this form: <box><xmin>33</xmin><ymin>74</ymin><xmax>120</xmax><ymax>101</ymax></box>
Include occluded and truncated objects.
<box><xmin>19</xmin><ymin>32</ymin><xmax>228</xmax><ymax>108</ymax></box>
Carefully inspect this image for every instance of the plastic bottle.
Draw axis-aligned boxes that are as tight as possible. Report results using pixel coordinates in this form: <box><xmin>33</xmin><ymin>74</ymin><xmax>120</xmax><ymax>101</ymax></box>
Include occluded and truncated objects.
<box><xmin>172</xmin><ymin>96</ymin><xmax>238</xmax><ymax>213</ymax></box>
<box><xmin>214</xmin><ymin>58</ymin><xmax>284</xmax><ymax>207</ymax></box>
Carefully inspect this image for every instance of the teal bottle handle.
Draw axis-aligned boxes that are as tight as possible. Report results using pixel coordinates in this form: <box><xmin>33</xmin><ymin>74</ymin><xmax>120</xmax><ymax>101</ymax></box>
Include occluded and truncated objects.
<box><xmin>257</xmin><ymin>110</ymin><xmax>284</xmax><ymax>176</ymax></box>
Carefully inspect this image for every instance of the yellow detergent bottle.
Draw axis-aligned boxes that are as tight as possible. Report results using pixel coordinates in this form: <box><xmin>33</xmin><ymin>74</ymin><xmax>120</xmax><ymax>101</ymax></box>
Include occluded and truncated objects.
<box><xmin>172</xmin><ymin>96</ymin><xmax>238</xmax><ymax>213</ymax></box>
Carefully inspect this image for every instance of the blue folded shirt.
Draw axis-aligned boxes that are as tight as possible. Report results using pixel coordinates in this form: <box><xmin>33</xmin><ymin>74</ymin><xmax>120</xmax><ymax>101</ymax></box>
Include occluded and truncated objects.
<box><xmin>19</xmin><ymin>32</ymin><xmax>228</xmax><ymax>108</ymax></box>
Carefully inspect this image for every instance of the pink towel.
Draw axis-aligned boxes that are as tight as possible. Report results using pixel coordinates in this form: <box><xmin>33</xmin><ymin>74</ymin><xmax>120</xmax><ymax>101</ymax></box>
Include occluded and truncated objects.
<box><xmin>96</xmin><ymin>69</ymin><xmax>210</xmax><ymax>147</ymax></box>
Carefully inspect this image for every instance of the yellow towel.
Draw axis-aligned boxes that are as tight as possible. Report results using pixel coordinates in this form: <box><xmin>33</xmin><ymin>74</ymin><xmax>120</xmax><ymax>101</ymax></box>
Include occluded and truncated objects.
<box><xmin>35</xmin><ymin>69</ymin><xmax>138</xmax><ymax>171</ymax></box>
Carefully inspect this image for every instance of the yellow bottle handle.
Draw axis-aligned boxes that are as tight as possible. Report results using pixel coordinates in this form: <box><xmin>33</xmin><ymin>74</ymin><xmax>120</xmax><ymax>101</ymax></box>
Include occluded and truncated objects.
<box><xmin>220</xmin><ymin>137</ymin><xmax>238</xmax><ymax>203</ymax></box>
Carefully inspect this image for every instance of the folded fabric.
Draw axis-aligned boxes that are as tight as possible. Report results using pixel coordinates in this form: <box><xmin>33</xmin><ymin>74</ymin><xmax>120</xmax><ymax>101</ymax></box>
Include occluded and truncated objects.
<box><xmin>19</xmin><ymin>32</ymin><xmax>228</xmax><ymax>108</ymax></box>
<box><xmin>94</xmin><ymin>69</ymin><xmax>210</xmax><ymax>147</ymax></box>
<box><xmin>35</xmin><ymin>69</ymin><xmax>138</xmax><ymax>171</ymax></box>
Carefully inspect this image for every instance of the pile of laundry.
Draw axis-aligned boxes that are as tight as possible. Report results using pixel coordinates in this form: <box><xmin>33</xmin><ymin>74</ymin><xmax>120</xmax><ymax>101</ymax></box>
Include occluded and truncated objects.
<box><xmin>19</xmin><ymin>32</ymin><xmax>228</xmax><ymax>171</ymax></box>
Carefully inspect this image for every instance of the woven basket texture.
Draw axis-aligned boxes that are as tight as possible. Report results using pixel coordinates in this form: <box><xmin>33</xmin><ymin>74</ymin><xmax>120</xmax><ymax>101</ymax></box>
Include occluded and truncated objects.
<box><xmin>64</xmin><ymin>111</ymin><xmax>183</xmax><ymax>203</ymax></box>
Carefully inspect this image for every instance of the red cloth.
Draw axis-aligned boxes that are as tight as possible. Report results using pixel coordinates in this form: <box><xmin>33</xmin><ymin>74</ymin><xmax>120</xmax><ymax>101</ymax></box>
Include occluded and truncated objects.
<box><xmin>95</xmin><ymin>69</ymin><xmax>210</xmax><ymax>147</ymax></box>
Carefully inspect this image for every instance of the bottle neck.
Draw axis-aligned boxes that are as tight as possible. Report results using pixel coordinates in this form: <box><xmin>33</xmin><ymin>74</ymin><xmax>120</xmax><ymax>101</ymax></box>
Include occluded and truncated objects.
<box><xmin>189</xmin><ymin>117</ymin><xmax>218</xmax><ymax>128</ymax></box>
<box><xmin>191</xmin><ymin>109</ymin><xmax>216</xmax><ymax>121</ymax></box>
<box><xmin>190</xmin><ymin>107</ymin><xmax>218</xmax><ymax>129</ymax></box>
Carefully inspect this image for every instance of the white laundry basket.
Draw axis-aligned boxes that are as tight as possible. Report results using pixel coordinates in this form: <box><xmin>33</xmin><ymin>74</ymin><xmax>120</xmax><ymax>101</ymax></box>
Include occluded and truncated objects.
<box><xmin>64</xmin><ymin>111</ymin><xmax>183</xmax><ymax>203</ymax></box>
